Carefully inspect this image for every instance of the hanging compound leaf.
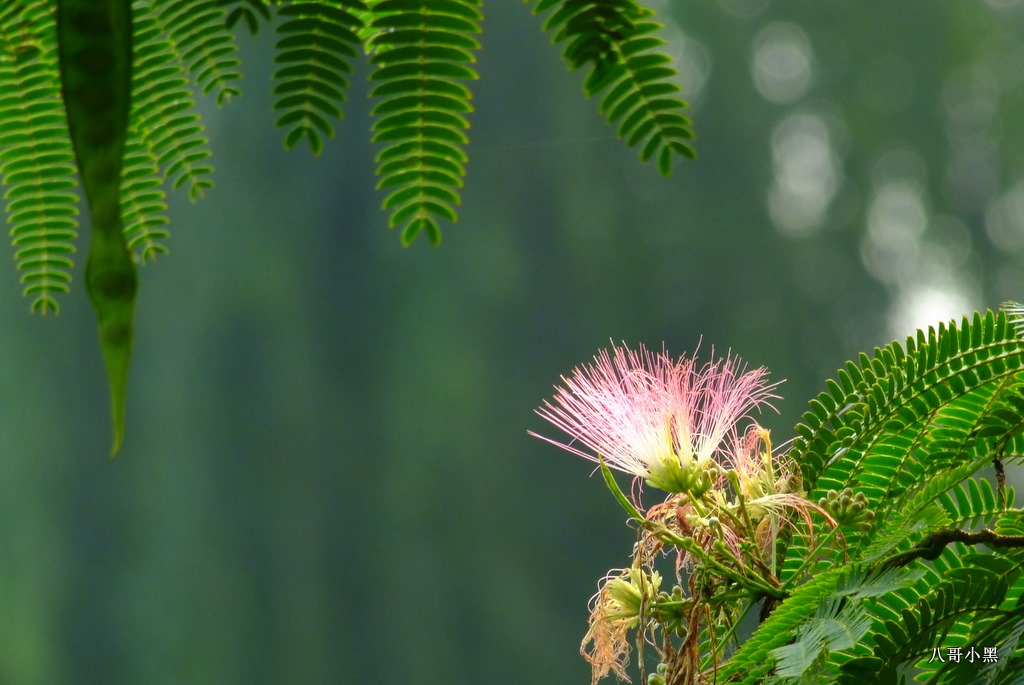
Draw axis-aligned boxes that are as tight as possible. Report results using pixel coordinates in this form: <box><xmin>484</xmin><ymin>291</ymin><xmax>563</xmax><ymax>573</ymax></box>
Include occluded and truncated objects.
<box><xmin>132</xmin><ymin>0</ymin><xmax>215</xmax><ymax>203</ymax></box>
<box><xmin>218</xmin><ymin>0</ymin><xmax>275</xmax><ymax>35</ymax></box>
<box><xmin>155</xmin><ymin>0</ymin><xmax>242</xmax><ymax>106</ymax></box>
<box><xmin>272</xmin><ymin>1</ymin><xmax>365</xmax><ymax>156</ymax></box>
<box><xmin>528</xmin><ymin>0</ymin><xmax>696</xmax><ymax>174</ymax></box>
<box><xmin>6</xmin><ymin>0</ymin><xmax>705</xmax><ymax>455</ymax></box>
<box><xmin>368</xmin><ymin>0</ymin><xmax>481</xmax><ymax>246</ymax></box>
<box><xmin>1</xmin><ymin>1</ymin><xmax>79</xmax><ymax>314</ymax></box>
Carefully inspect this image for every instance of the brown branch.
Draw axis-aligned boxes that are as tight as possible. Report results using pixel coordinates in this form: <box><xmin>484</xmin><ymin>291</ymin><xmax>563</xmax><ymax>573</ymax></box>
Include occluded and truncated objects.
<box><xmin>880</xmin><ymin>528</ymin><xmax>1024</xmax><ymax>570</ymax></box>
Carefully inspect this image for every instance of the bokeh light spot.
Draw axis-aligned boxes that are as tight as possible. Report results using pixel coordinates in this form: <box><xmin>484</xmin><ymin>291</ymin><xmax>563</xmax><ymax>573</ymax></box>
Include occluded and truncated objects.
<box><xmin>752</xmin><ymin>22</ymin><xmax>814</xmax><ymax>104</ymax></box>
<box><xmin>767</xmin><ymin>112</ymin><xmax>840</xmax><ymax>237</ymax></box>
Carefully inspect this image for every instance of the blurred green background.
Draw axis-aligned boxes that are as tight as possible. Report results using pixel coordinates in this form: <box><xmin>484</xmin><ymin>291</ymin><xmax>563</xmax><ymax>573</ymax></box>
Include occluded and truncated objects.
<box><xmin>4</xmin><ymin>1</ymin><xmax>1024</xmax><ymax>682</ymax></box>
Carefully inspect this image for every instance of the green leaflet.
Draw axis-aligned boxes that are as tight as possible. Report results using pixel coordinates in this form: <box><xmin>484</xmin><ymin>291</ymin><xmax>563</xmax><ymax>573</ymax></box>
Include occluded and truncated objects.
<box><xmin>57</xmin><ymin>0</ymin><xmax>137</xmax><ymax>456</ymax></box>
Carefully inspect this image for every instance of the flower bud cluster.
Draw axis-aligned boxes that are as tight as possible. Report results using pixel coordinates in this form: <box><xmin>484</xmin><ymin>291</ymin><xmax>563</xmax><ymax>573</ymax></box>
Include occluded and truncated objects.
<box><xmin>818</xmin><ymin>487</ymin><xmax>874</xmax><ymax>530</ymax></box>
<box><xmin>654</xmin><ymin>584</ymin><xmax>690</xmax><ymax>637</ymax></box>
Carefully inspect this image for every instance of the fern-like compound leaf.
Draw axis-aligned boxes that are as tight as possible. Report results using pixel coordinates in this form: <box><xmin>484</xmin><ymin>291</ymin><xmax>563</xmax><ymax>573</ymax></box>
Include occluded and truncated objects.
<box><xmin>528</xmin><ymin>0</ymin><xmax>695</xmax><ymax>174</ymax></box>
<box><xmin>121</xmin><ymin>137</ymin><xmax>170</xmax><ymax>263</ymax></box>
<box><xmin>782</xmin><ymin>311</ymin><xmax>1024</xmax><ymax>578</ymax></box>
<box><xmin>719</xmin><ymin>566</ymin><xmax>849</xmax><ymax>683</ymax></box>
<box><xmin>132</xmin><ymin>1</ymin><xmax>215</xmax><ymax>203</ymax></box>
<box><xmin>154</xmin><ymin>0</ymin><xmax>243</xmax><ymax>106</ymax></box>
<box><xmin>724</xmin><ymin>566</ymin><xmax>925</xmax><ymax>684</ymax></box>
<box><xmin>937</xmin><ymin>478</ymin><xmax>1004</xmax><ymax>531</ymax></box>
<box><xmin>272</xmin><ymin>1</ymin><xmax>365</xmax><ymax>156</ymax></box>
<box><xmin>217</xmin><ymin>0</ymin><xmax>275</xmax><ymax>35</ymax></box>
<box><xmin>769</xmin><ymin>600</ymin><xmax>872</xmax><ymax>679</ymax></box>
<box><xmin>839</xmin><ymin>572</ymin><xmax>1010</xmax><ymax>683</ymax></box>
<box><xmin>1</xmin><ymin>1</ymin><xmax>79</xmax><ymax>314</ymax></box>
<box><xmin>368</xmin><ymin>0</ymin><xmax>481</xmax><ymax>246</ymax></box>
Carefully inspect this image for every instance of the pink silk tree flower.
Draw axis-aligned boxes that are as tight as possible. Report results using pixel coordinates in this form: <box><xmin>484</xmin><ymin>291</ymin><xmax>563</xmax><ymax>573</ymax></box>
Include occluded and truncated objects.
<box><xmin>531</xmin><ymin>343</ymin><xmax>779</xmax><ymax>495</ymax></box>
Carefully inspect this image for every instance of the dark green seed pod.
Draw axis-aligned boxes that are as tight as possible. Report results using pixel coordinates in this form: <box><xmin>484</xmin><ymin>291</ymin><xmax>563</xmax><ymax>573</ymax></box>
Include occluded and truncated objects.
<box><xmin>58</xmin><ymin>0</ymin><xmax>137</xmax><ymax>455</ymax></box>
